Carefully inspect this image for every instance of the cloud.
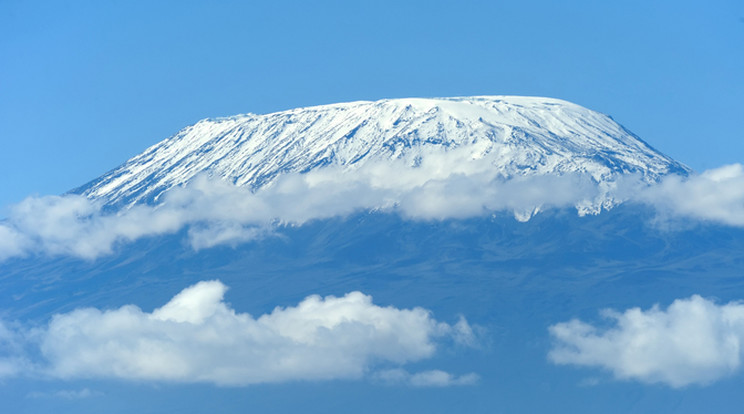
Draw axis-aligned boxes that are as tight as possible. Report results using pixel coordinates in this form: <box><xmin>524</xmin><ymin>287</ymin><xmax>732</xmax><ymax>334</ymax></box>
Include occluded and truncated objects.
<box><xmin>0</xmin><ymin>195</ymin><xmax>185</xmax><ymax>260</ymax></box>
<box><xmin>0</xmin><ymin>320</ymin><xmax>34</xmax><ymax>378</ymax></box>
<box><xmin>2</xmin><ymin>158</ymin><xmax>744</xmax><ymax>262</ymax></box>
<box><xmin>374</xmin><ymin>368</ymin><xmax>479</xmax><ymax>387</ymax></box>
<box><xmin>0</xmin><ymin>156</ymin><xmax>605</xmax><ymax>261</ymax></box>
<box><xmin>549</xmin><ymin>295</ymin><xmax>744</xmax><ymax>387</ymax></box>
<box><xmin>636</xmin><ymin>164</ymin><xmax>744</xmax><ymax>227</ymax></box>
<box><xmin>0</xmin><ymin>224</ymin><xmax>31</xmax><ymax>261</ymax></box>
<box><xmin>0</xmin><ymin>281</ymin><xmax>474</xmax><ymax>386</ymax></box>
<box><xmin>26</xmin><ymin>388</ymin><xmax>101</xmax><ymax>399</ymax></box>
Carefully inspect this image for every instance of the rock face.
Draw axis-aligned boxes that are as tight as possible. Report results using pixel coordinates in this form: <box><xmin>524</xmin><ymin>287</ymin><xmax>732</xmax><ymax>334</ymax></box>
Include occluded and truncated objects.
<box><xmin>72</xmin><ymin>96</ymin><xmax>690</xmax><ymax>208</ymax></box>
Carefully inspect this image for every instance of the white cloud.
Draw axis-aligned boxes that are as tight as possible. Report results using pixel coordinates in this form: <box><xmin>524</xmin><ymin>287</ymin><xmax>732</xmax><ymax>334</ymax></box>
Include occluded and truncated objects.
<box><xmin>0</xmin><ymin>224</ymin><xmax>30</xmax><ymax>261</ymax></box>
<box><xmin>0</xmin><ymin>161</ymin><xmax>604</xmax><ymax>261</ymax></box>
<box><xmin>26</xmin><ymin>388</ymin><xmax>101</xmax><ymax>399</ymax></box>
<box><xmin>0</xmin><ymin>195</ymin><xmax>184</xmax><ymax>260</ymax></box>
<box><xmin>636</xmin><ymin>164</ymin><xmax>744</xmax><ymax>227</ymax></box>
<box><xmin>0</xmin><ymin>320</ymin><xmax>33</xmax><ymax>378</ymax></box>
<box><xmin>374</xmin><ymin>368</ymin><xmax>479</xmax><ymax>387</ymax></box>
<box><xmin>2</xmin><ymin>160</ymin><xmax>744</xmax><ymax>262</ymax></box>
<box><xmin>549</xmin><ymin>295</ymin><xmax>744</xmax><ymax>387</ymax></box>
<box><xmin>0</xmin><ymin>281</ymin><xmax>473</xmax><ymax>386</ymax></box>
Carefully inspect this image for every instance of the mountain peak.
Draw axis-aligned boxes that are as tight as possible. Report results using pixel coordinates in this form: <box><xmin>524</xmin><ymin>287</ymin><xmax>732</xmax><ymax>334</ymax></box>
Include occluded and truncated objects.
<box><xmin>73</xmin><ymin>96</ymin><xmax>690</xmax><ymax>208</ymax></box>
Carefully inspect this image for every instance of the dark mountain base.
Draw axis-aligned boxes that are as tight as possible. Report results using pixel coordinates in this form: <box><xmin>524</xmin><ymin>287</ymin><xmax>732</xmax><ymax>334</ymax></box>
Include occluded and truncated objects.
<box><xmin>4</xmin><ymin>204</ymin><xmax>744</xmax><ymax>321</ymax></box>
<box><xmin>2</xmin><ymin>205</ymin><xmax>744</xmax><ymax>413</ymax></box>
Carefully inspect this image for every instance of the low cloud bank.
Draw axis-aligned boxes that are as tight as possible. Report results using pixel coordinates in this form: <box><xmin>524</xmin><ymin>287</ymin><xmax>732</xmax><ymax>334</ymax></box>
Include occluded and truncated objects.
<box><xmin>0</xmin><ymin>281</ymin><xmax>474</xmax><ymax>386</ymax></box>
<box><xmin>549</xmin><ymin>295</ymin><xmax>744</xmax><ymax>387</ymax></box>
<box><xmin>0</xmin><ymin>155</ymin><xmax>602</xmax><ymax>261</ymax></box>
<box><xmin>635</xmin><ymin>164</ymin><xmax>744</xmax><ymax>226</ymax></box>
<box><xmin>1</xmin><ymin>160</ymin><xmax>744</xmax><ymax>261</ymax></box>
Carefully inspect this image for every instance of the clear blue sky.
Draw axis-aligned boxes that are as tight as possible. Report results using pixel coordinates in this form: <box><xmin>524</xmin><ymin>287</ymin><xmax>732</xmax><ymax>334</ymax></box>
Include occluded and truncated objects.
<box><xmin>1</xmin><ymin>0</ymin><xmax>742</xmax><ymax>208</ymax></box>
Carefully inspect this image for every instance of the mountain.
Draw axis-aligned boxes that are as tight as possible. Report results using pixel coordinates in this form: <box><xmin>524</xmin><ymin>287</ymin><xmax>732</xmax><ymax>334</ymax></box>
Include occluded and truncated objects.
<box><xmin>71</xmin><ymin>96</ymin><xmax>689</xmax><ymax>208</ymax></box>
<box><xmin>4</xmin><ymin>206</ymin><xmax>744</xmax><ymax>414</ymax></box>
<box><xmin>3</xmin><ymin>97</ymin><xmax>742</xmax><ymax>414</ymax></box>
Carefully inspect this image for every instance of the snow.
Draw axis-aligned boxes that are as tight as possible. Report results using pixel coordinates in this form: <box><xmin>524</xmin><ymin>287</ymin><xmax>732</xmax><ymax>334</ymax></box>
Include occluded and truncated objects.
<box><xmin>73</xmin><ymin>96</ymin><xmax>690</xmax><ymax>208</ymax></box>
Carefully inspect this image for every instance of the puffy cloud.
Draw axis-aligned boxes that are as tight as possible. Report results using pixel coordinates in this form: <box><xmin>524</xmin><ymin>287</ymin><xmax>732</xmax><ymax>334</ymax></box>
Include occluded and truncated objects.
<box><xmin>0</xmin><ymin>224</ymin><xmax>30</xmax><ymax>261</ymax></box>
<box><xmin>0</xmin><ymin>194</ymin><xmax>185</xmax><ymax>260</ymax></box>
<box><xmin>0</xmin><ymin>281</ymin><xmax>473</xmax><ymax>386</ymax></box>
<box><xmin>0</xmin><ymin>159</ymin><xmax>604</xmax><ymax>260</ymax></box>
<box><xmin>549</xmin><ymin>295</ymin><xmax>744</xmax><ymax>387</ymax></box>
<box><xmin>2</xmin><ymin>160</ymin><xmax>744</xmax><ymax>262</ymax></box>
<box><xmin>636</xmin><ymin>164</ymin><xmax>744</xmax><ymax>227</ymax></box>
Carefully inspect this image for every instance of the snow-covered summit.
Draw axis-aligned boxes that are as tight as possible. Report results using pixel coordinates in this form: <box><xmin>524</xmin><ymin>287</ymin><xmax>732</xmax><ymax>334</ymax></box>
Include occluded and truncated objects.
<box><xmin>73</xmin><ymin>96</ymin><xmax>690</xmax><ymax>208</ymax></box>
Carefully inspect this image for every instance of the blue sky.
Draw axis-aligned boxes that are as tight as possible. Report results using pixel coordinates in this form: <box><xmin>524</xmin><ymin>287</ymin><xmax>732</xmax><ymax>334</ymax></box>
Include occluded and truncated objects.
<box><xmin>3</xmin><ymin>2</ymin><xmax>744</xmax><ymax>412</ymax></box>
<box><xmin>0</xmin><ymin>0</ymin><xmax>742</xmax><ymax>209</ymax></box>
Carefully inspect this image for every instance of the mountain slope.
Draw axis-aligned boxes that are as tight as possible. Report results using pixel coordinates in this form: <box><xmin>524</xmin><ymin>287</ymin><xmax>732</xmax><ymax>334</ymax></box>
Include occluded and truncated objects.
<box><xmin>4</xmin><ymin>206</ymin><xmax>744</xmax><ymax>414</ymax></box>
<box><xmin>72</xmin><ymin>96</ymin><xmax>690</xmax><ymax>208</ymax></box>
<box><xmin>4</xmin><ymin>97</ymin><xmax>743</xmax><ymax>414</ymax></box>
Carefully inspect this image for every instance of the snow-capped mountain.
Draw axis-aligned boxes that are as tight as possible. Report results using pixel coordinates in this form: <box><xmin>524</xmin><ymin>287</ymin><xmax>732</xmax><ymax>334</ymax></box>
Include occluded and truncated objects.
<box><xmin>6</xmin><ymin>96</ymin><xmax>744</xmax><ymax>414</ymax></box>
<box><xmin>72</xmin><ymin>96</ymin><xmax>689</xmax><ymax>208</ymax></box>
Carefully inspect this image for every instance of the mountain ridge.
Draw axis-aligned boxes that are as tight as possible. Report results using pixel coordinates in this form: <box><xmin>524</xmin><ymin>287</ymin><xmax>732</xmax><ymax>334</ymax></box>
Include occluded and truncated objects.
<box><xmin>71</xmin><ymin>96</ymin><xmax>690</xmax><ymax>208</ymax></box>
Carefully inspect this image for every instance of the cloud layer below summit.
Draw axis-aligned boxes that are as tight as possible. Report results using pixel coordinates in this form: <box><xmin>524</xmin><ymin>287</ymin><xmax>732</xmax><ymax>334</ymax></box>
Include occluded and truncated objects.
<box><xmin>1</xmin><ymin>161</ymin><xmax>743</xmax><ymax>261</ymax></box>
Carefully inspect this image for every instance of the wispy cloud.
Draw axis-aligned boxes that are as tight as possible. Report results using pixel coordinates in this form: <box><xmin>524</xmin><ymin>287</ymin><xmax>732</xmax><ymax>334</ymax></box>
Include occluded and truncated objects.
<box><xmin>549</xmin><ymin>295</ymin><xmax>744</xmax><ymax>387</ymax></box>
<box><xmin>374</xmin><ymin>368</ymin><xmax>479</xmax><ymax>387</ymax></box>
<box><xmin>26</xmin><ymin>388</ymin><xmax>102</xmax><ymax>400</ymax></box>
<box><xmin>1</xmin><ymin>159</ymin><xmax>744</xmax><ymax>262</ymax></box>
<box><xmin>0</xmin><ymin>281</ymin><xmax>474</xmax><ymax>386</ymax></box>
<box><xmin>0</xmin><ymin>320</ymin><xmax>33</xmax><ymax>378</ymax></box>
